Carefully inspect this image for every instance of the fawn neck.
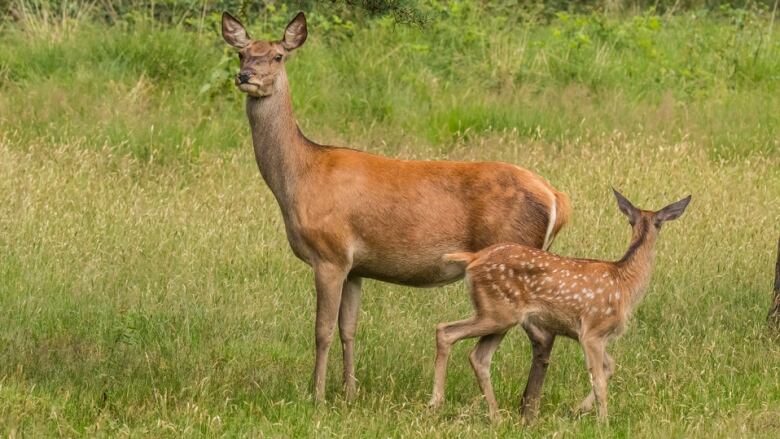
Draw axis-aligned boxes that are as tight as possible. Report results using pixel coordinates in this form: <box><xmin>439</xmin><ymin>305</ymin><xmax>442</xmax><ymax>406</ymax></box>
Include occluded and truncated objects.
<box><xmin>616</xmin><ymin>219</ymin><xmax>659</xmax><ymax>308</ymax></box>
<box><xmin>245</xmin><ymin>70</ymin><xmax>316</xmax><ymax>208</ymax></box>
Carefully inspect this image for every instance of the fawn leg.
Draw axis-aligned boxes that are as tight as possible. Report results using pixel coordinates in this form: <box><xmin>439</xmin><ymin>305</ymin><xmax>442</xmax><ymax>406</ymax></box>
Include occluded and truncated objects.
<box><xmin>339</xmin><ymin>276</ymin><xmax>362</xmax><ymax>400</ymax></box>
<box><xmin>429</xmin><ymin>318</ymin><xmax>506</xmax><ymax>409</ymax></box>
<box><xmin>577</xmin><ymin>352</ymin><xmax>614</xmax><ymax>414</ymax></box>
<box><xmin>519</xmin><ymin>323</ymin><xmax>555</xmax><ymax>422</ymax></box>
<box><xmin>312</xmin><ymin>264</ymin><xmax>347</xmax><ymax>403</ymax></box>
<box><xmin>469</xmin><ymin>332</ymin><xmax>507</xmax><ymax>421</ymax></box>
<box><xmin>581</xmin><ymin>337</ymin><xmax>609</xmax><ymax>421</ymax></box>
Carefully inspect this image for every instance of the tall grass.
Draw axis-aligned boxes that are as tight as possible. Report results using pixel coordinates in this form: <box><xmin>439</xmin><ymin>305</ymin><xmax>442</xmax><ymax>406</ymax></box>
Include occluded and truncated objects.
<box><xmin>1</xmin><ymin>1</ymin><xmax>779</xmax><ymax>436</ymax></box>
<box><xmin>1</xmin><ymin>132</ymin><xmax>778</xmax><ymax>437</ymax></box>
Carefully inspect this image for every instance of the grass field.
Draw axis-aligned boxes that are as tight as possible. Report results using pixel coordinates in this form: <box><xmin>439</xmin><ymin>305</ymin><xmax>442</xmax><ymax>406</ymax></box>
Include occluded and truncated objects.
<box><xmin>1</xmin><ymin>1</ymin><xmax>780</xmax><ymax>437</ymax></box>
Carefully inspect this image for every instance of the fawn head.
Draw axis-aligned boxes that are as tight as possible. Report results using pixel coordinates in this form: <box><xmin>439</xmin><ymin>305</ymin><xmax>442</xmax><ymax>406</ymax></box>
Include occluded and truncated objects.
<box><xmin>613</xmin><ymin>189</ymin><xmax>691</xmax><ymax>239</ymax></box>
<box><xmin>222</xmin><ymin>12</ymin><xmax>307</xmax><ymax>98</ymax></box>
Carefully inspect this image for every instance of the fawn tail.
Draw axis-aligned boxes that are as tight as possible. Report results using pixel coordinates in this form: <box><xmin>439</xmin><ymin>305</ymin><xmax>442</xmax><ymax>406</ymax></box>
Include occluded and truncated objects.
<box><xmin>443</xmin><ymin>252</ymin><xmax>478</xmax><ymax>266</ymax></box>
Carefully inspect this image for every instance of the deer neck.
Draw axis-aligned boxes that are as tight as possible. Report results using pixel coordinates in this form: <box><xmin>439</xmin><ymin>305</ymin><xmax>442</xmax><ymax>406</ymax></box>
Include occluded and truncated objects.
<box><xmin>616</xmin><ymin>221</ymin><xmax>658</xmax><ymax>308</ymax></box>
<box><xmin>245</xmin><ymin>70</ymin><xmax>314</xmax><ymax>208</ymax></box>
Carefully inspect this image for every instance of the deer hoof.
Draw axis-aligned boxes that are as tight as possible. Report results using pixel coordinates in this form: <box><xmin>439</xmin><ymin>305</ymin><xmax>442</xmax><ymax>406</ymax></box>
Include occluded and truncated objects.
<box><xmin>576</xmin><ymin>401</ymin><xmax>594</xmax><ymax>415</ymax></box>
<box><xmin>427</xmin><ymin>396</ymin><xmax>443</xmax><ymax>410</ymax></box>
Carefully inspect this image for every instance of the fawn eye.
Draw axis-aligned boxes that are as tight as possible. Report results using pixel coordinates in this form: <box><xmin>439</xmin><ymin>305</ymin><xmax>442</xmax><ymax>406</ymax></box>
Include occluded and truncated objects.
<box><xmin>274</xmin><ymin>54</ymin><xmax>283</xmax><ymax>62</ymax></box>
<box><xmin>238</xmin><ymin>52</ymin><xmax>244</xmax><ymax>60</ymax></box>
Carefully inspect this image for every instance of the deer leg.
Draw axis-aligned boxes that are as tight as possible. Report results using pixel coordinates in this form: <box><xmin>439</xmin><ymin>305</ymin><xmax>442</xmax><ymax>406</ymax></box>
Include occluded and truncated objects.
<box><xmin>312</xmin><ymin>264</ymin><xmax>347</xmax><ymax>403</ymax></box>
<box><xmin>519</xmin><ymin>323</ymin><xmax>555</xmax><ymax>422</ymax></box>
<box><xmin>469</xmin><ymin>332</ymin><xmax>507</xmax><ymax>421</ymax></box>
<box><xmin>429</xmin><ymin>317</ymin><xmax>508</xmax><ymax>410</ymax></box>
<box><xmin>338</xmin><ymin>275</ymin><xmax>362</xmax><ymax>400</ymax></box>
<box><xmin>577</xmin><ymin>352</ymin><xmax>614</xmax><ymax>414</ymax></box>
<box><xmin>581</xmin><ymin>338</ymin><xmax>608</xmax><ymax>422</ymax></box>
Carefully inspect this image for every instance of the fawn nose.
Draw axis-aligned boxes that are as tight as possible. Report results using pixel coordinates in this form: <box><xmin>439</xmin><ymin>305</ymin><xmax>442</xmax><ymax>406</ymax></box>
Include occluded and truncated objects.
<box><xmin>237</xmin><ymin>72</ymin><xmax>252</xmax><ymax>84</ymax></box>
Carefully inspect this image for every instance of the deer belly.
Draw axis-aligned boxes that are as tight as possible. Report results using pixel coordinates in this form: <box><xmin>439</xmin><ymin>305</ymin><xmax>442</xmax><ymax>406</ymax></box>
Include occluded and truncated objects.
<box><xmin>351</xmin><ymin>254</ymin><xmax>466</xmax><ymax>288</ymax></box>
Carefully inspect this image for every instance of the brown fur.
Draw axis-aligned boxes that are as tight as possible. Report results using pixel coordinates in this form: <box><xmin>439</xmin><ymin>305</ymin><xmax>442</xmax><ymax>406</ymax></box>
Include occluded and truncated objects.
<box><xmin>429</xmin><ymin>191</ymin><xmax>690</xmax><ymax>422</ymax></box>
<box><xmin>222</xmin><ymin>11</ymin><xmax>571</xmax><ymax>402</ymax></box>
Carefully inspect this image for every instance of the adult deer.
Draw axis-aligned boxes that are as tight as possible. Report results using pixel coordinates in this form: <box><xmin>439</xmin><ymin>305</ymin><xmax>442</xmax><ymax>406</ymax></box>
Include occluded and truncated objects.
<box><xmin>431</xmin><ymin>190</ymin><xmax>690</xmax><ymax>421</ymax></box>
<box><xmin>221</xmin><ymin>11</ymin><xmax>571</xmax><ymax>402</ymax></box>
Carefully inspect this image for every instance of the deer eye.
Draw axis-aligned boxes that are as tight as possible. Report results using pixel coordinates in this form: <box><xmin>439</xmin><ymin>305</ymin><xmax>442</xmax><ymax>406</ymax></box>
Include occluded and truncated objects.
<box><xmin>274</xmin><ymin>54</ymin><xmax>283</xmax><ymax>62</ymax></box>
<box><xmin>238</xmin><ymin>52</ymin><xmax>244</xmax><ymax>60</ymax></box>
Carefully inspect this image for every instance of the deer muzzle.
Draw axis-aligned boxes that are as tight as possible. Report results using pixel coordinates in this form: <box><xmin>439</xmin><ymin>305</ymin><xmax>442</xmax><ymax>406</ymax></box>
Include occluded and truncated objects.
<box><xmin>237</xmin><ymin>72</ymin><xmax>252</xmax><ymax>84</ymax></box>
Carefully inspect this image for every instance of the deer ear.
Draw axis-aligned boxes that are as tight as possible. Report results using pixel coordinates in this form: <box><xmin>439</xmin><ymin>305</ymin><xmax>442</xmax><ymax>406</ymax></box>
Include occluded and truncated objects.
<box><xmin>612</xmin><ymin>188</ymin><xmax>639</xmax><ymax>225</ymax></box>
<box><xmin>222</xmin><ymin>12</ymin><xmax>251</xmax><ymax>48</ymax></box>
<box><xmin>282</xmin><ymin>12</ymin><xmax>307</xmax><ymax>51</ymax></box>
<box><xmin>655</xmin><ymin>195</ymin><xmax>691</xmax><ymax>223</ymax></box>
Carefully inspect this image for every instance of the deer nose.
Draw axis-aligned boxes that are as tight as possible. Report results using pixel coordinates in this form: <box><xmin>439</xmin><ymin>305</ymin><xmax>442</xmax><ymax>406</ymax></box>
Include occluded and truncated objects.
<box><xmin>238</xmin><ymin>72</ymin><xmax>252</xmax><ymax>84</ymax></box>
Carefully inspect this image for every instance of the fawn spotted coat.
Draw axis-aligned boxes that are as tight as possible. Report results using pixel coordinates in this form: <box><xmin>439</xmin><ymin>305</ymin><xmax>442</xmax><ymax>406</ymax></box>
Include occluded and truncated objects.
<box><xmin>429</xmin><ymin>190</ymin><xmax>691</xmax><ymax>421</ymax></box>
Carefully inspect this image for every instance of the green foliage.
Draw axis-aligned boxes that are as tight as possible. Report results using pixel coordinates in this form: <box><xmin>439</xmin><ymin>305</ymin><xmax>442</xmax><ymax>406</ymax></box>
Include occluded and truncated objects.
<box><xmin>2</xmin><ymin>2</ymin><xmax>778</xmax><ymax>160</ymax></box>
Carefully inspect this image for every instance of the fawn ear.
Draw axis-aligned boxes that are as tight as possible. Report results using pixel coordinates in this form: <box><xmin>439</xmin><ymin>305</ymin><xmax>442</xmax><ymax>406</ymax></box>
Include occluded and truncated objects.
<box><xmin>222</xmin><ymin>12</ymin><xmax>251</xmax><ymax>48</ymax></box>
<box><xmin>282</xmin><ymin>12</ymin><xmax>308</xmax><ymax>51</ymax></box>
<box><xmin>655</xmin><ymin>195</ymin><xmax>691</xmax><ymax>223</ymax></box>
<box><xmin>612</xmin><ymin>188</ymin><xmax>640</xmax><ymax>225</ymax></box>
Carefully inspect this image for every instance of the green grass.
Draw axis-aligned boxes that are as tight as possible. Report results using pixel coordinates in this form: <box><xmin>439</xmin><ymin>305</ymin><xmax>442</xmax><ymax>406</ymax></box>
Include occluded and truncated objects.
<box><xmin>1</xmin><ymin>2</ymin><xmax>780</xmax><ymax>437</ymax></box>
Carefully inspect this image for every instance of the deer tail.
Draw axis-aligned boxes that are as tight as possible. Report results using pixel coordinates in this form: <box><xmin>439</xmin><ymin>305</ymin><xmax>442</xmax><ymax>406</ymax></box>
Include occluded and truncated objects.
<box><xmin>543</xmin><ymin>189</ymin><xmax>571</xmax><ymax>250</ymax></box>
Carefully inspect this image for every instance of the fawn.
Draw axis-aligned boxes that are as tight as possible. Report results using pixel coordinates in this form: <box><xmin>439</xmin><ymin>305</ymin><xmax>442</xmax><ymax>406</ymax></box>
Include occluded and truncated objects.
<box><xmin>429</xmin><ymin>189</ymin><xmax>691</xmax><ymax>421</ymax></box>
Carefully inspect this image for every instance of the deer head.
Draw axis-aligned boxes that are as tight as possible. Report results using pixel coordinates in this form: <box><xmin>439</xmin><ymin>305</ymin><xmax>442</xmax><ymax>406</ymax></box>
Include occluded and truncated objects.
<box><xmin>612</xmin><ymin>188</ymin><xmax>691</xmax><ymax>260</ymax></box>
<box><xmin>221</xmin><ymin>12</ymin><xmax>308</xmax><ymax>98</ymax></box>
<box><xmin>613</xmin><ymin>188</ymin><xmax>691</xmax><ymax>236</ymax></box>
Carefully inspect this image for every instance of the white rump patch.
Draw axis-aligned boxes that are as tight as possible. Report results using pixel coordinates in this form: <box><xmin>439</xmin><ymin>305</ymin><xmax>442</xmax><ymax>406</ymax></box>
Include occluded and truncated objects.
<box><xmin>542</xmin><ymin>190</ymin><xmax>557</xmax><ymax>250</ymax></box>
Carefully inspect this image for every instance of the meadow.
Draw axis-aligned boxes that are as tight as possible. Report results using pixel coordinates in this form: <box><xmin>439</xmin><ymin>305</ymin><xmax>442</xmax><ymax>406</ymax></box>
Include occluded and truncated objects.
<box><xmin>1</xmin><ymin>1</ymin><xmax>779</xmax><ymax>436</ymax></box>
